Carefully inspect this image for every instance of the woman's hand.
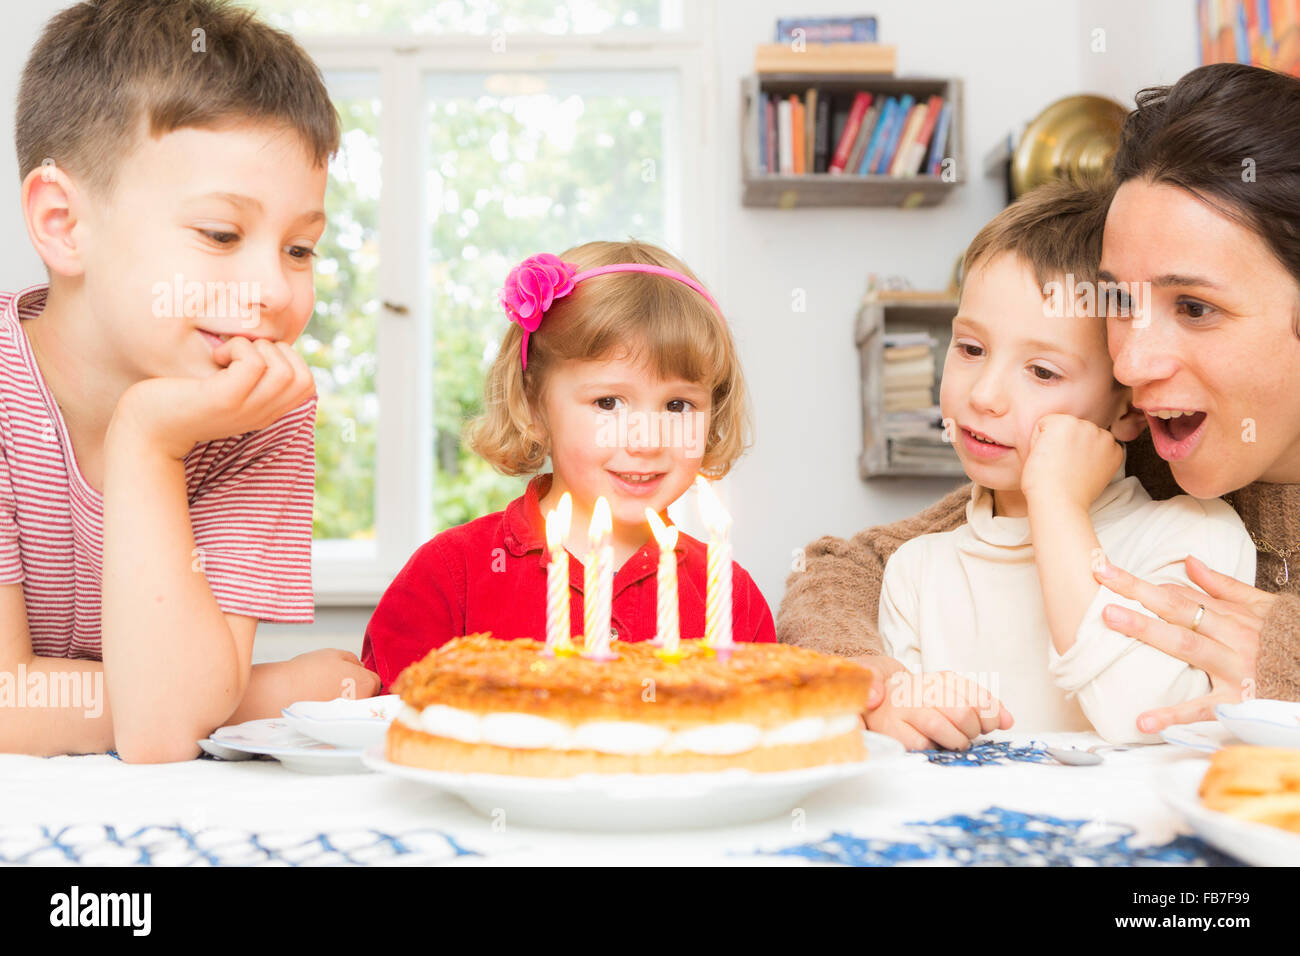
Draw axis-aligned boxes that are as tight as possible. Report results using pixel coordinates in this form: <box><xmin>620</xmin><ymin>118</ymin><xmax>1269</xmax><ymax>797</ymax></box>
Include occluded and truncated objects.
<box><xmin>1093</xmin><ymin>553</ymin><xmax>1278</xmax><ymax>731</ymax></box>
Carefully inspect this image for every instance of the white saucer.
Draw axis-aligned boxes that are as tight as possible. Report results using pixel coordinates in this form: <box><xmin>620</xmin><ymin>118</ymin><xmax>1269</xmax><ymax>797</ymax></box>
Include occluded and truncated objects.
<box><xmin>204</xmin><ymin>718</ymin><xmax>370</xmax><ymax>774</ymax></box>
<box><xmin>1159</xmin><ymin>720</ymin><xmax>1236</xmax><ymax>753</ymax></box>
<box><xmin>363</xmin><ymin>731</ymin><xmax>904</xmax><ymax>831</ymax></box>
<box><xmin>1157</xmin><ymin>761</ymin><xmax>1300</xmax><ymax>866</ymax></box>
<box><xmin>1215</xmin><ymin>699</ymin><xmax>1300</xmax><ymax>750</ymax></box>
<box><xmin>282</xmin><ymin>695</ymin><xmax>402</xmax><ymax>749</ymax></box>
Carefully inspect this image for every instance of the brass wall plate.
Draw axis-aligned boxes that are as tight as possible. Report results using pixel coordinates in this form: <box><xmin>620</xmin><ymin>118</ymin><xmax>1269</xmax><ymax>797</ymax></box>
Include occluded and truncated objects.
<box><xmin>1010</xmin><ymin>94</ymin><xmax>1128</xmax><ymax>197</ymax></box>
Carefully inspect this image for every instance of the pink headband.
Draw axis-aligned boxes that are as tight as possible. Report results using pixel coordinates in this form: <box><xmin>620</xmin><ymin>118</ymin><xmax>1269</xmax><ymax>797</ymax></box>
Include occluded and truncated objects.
<box><xmin>499</xmin><ymin>253</ymin><xmax>723</xmax><ymax>370</ymax></box>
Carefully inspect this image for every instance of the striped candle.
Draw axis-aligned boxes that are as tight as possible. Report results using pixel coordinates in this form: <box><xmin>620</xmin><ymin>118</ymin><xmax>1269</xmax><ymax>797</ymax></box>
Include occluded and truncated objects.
<box><xmin>543</xmin><ymin>492</ymin><xmax>573</xmax><ymax>655</ymax></box>
<box><xmin>696</xmin><ymin>477</ymin><xmax>733</xmax><ymax>651</ymax></box>
<box><xmin>645</xmin><ymin>508</ymin><xmax>680</xmax><ymax>658</ymax></box>
<box><xmin>582</xmin><ymin>497</ymin><xmax>616</xmax><ymax>660</ymax></box>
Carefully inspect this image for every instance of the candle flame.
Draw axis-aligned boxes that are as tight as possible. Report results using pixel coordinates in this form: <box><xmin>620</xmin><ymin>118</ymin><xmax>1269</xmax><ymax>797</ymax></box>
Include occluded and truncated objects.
<box><xmin>695</xmin><ymin>476</ymin><xmax>732</xmax><ymax>537</ymax></box>
<box><xmin>645</xmin><ymin>507</ymin><xmax>679</xmax><ymax>552</ymax></box>
<box><xmin>588</xmin><ymin>496</ymin><xmax>612</xmax><ymax>543</ymax></box>
<box><xmin>545</xmin><ymin>492</ymin><xmax>572</xmax><ymax>551</ymax></box>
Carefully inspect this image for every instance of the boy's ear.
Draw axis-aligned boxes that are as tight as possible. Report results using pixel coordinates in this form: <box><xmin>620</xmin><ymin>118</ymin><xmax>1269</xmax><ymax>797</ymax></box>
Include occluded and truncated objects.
<box><xmin>1110</xmin><ymin>395</ymin><xmax>1148</xmax><ymax>443</ymax></box>
<box><xmin>21</xmin><ymin>163</ymin><xmax>86</xmax><ymax>278</ymax></box>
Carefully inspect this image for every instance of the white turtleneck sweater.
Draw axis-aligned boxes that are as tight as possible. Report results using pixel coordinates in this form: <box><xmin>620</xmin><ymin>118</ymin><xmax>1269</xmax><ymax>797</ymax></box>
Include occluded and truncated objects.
<box><xmin>878</xmin><ymin>458</ymin><xmax>1256</xmax><ymax>742</ymax></box>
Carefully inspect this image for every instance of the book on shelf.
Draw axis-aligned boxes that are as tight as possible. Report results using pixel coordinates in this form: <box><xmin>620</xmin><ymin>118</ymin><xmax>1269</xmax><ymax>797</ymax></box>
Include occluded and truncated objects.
<box><xmin>754</xmin><ymin>42</ymin><xmax>897</xmax><ymax>74</ymax></box>
<box><xmin>790</xmin><ymin>95</ymin><xmax>805</xmax><ymax>174</ymax></box>
<box><xmin>883</xmin><ymin>343</ymin><xmax>932</xmax><ymax>362</ymax></box>
<box><xmin>927</xmin><ymin>101</ymin><xmax>953</xmax><ymax>175</ymax></box>
<box><xmin>800</xmin><ymin>89</ymin><xmax>811</xmax><ymax>171</ymax></box>
<box><xmin>873</xmin><ymin>92</ymin><xmax>912</xmax><ymax>174</ymax></box>
<box><xmin>812</xmin><ymin>91</ymin><xmax>831</xmax><ymax>172</ymax></box>
<box><xmin>883</xmin><ymin>387</ymin><xmax>935</xmax><ymax>412</ymax></box>
<box><xmin>859</xmin><ymin>96</ymin><xmax>893</xmax><ymax>175</ymax></box>
<box><xmin>882</xmin><ymin>357</ymin><xmax>935</xmax><ymax>390</ymax></box>
<box><xmin>883</xmin><ymin>405</ymin><xmax>945</xmax><ymax>438</ymax></box>
<box><xmin>777</xmin><ymin>97</ymin><xmax>794</xmax><ymax>174</ymax></box>
<box><xmin>828</xmin><ymin>92</ymin><xmax>871</xmax><ymax>174</ymax></box>
<box><xmin>881</xmin><ymin>331</ymin><xmax>937</xmax><ymax>349</ymax></box>
<box><xmin>846</xmin><ymin>103</ymin><xmax>877</xmax><ymax>174</ymax></box>
<box><xmin>888</xmin><ymin>437</ymin><xmax>959</xmax><ymax>469</ymax></box>
<box><xmin>889</xmin><ymin>100</ymin><xmax>929</xmax><ymax>176</ymax></box>
<box><xmin>900</xmin><ymin>95</ymin><xmax>944</xmax><ymax>178</ymax></box>
<box><xmin>756</xmin><ymin>85</ymin><xmax>950</xmax><ymax>178</ymax></box>
<box><xmin>775</xmin><ymin>16</ymin><xmax>878</xmax><ymax>44</ymax></box>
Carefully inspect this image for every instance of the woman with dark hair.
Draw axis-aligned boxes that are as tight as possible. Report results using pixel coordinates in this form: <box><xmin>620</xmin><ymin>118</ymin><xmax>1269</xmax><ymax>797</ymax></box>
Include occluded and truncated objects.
<box><xmin>1089</xmin><ymin>61</ymin><xmax>1300</xmax><ymax>729</ymax></box>
<box><xmin>777</xmin><ymin>62</ymin><xmax>1300</xmax><ymax>741</ymax></box>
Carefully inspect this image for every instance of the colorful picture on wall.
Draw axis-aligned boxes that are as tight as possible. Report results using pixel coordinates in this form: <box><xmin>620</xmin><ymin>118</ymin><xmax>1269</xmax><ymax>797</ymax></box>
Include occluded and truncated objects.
<box><xmin>1199</xmin><ymin>1</ymin><xmax>1300</xmax><ymax>72</ymax></box>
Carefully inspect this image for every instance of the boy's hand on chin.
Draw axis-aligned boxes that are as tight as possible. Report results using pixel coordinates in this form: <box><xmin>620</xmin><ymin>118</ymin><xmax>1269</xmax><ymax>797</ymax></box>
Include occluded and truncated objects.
<box><xmin>110</xmin><ymin>337</ymin><xmax>316</xmax><ymax>459</ymax></box>
<box><xmin>1020</xmin><ymin>413</ymin><xmax>1123</xmax><ymax>511</ymax></box>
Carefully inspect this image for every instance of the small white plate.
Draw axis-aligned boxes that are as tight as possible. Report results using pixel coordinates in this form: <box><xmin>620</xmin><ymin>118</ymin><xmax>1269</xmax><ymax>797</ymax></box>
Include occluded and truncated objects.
<box><xmin>1157</xmin><ymin>761</ymin><xmax>1300</xmax><ymax>866</ymax></box>
<box><xmin>197</xmin><ymin>738</ymin><xmax>256</xmax><ymax>761</ymax></box>
<box><xmin>204</xmin><ymin>718</ymin><xmax>370</xmax><ymax>774</ymax></box>
<box><xmin>282</xmin><ymin>695</ymin><xmax>402</xmax><ymax>749</ymax></box>
<box><xmin>1159</xmin><ymin>720</ymin><xmax>1236</xmax><ymax>753</ymax></box>
<box><xmin>1215</xmin><ymin>700</ymin><xmax>1300</xmax><ymax>750</ymax></box>
<box><xmin>364</xmin><ymin>731</ymin><xmax>904</xmax><ymax>831</ymax></box>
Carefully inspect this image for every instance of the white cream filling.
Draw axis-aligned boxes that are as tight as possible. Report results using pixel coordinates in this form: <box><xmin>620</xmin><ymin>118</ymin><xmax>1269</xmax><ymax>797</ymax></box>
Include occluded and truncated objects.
<box><xmin>398</xmin><ymin>704</ymin><xmax>860</xmax><ymax>755</ymax></box>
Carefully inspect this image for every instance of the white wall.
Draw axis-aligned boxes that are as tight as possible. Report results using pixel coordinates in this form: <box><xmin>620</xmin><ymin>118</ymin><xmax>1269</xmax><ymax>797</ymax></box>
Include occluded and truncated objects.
<box><xmin>0</xmin><ymin>0</ymin><xmax>1201</xmax><ymax>645</ymax></box>
<box><xmin>1077</xmin><ymin>0</ymin><xmax>1199</xmax><ymax>105</ymax></box>
<box><xmin>0</xmin><ymin>1</ymin><xmax>63</xmax><ymax>288</ymax></box>
<box><xmin>716</xmin><ymin>0</ymin><xmax>1196</xmax><ymax>608</ymax></box>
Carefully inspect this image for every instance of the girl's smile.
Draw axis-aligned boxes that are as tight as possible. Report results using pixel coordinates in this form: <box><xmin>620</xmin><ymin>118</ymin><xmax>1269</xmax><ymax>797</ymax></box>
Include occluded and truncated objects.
<box><xmin>537</xmin><ymin>352</ymin><xmax>711</xmax><ymax>563</ymax></box>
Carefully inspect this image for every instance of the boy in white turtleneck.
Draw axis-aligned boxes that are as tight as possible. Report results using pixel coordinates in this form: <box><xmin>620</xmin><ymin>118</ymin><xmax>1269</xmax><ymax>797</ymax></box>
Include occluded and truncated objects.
<box><xmin>874</xmin><ymin>182</ymin><xmax>1255</xmax><ymax>747</ymax></box>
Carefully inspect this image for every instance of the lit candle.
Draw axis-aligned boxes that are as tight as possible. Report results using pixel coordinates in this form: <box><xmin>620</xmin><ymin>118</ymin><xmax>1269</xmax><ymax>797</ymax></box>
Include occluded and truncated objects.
<box><xmin>582</xmin><ymin>496</ymin><xmax>616</xmax><ymax>660</ymax></box>
<box><xmin>646</xmin><ymin>508</ymin><xmax>680</xmax><ymax>660</ymax></box>
<box><xmin>696</xmin><ymin>476</ymin><xmax>733</xmax><ymax>654</ymax></box>
<box><xmin>543</xmin><ymin>492</ymin><xmax>574</xmax><ymax>656</ymax></box>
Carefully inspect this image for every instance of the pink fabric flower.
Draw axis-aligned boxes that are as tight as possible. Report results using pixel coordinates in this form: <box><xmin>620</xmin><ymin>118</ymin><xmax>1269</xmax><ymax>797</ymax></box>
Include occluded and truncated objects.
<box><xmin>499</xmin><ymin>253</ymin><xmax>578</xmax><ymax>369</ymax></box>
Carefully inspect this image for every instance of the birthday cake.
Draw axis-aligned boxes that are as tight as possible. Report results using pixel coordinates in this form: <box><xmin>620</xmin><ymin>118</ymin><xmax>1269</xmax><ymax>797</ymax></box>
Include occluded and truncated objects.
<box><xmin>385</xmin><ymin>634</ymin><xmax>873</xmax><ymax>776</ymax></box>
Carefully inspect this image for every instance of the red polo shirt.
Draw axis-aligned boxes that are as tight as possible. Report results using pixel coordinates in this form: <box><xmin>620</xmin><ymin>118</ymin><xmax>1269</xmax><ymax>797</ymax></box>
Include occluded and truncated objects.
<box><xmin>361</xmin><ymin>474</ymin><xmax>776</xmax><ymax>690</ymax></box>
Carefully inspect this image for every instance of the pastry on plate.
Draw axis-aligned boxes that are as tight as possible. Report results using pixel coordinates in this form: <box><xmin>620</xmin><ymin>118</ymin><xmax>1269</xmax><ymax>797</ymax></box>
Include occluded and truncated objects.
<box><xmin>386</xmin><ymin>634</ymin><xmax>873</xmax><ymax>777</ymax></box>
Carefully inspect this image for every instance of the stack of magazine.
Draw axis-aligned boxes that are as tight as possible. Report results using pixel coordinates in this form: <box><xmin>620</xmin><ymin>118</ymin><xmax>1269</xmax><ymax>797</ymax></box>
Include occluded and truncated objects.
<box><xmin>880</xmin><ymin>331</ymin><xmax>954</xmax><ymax>469</ymax></box>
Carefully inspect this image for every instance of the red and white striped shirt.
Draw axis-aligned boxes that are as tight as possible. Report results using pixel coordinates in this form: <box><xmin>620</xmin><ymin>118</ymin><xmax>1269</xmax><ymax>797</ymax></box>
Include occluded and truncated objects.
<box><xmin>0</xmin><ymin>286</ymin><xmax>316</xmax><ymax>660</ymax></box>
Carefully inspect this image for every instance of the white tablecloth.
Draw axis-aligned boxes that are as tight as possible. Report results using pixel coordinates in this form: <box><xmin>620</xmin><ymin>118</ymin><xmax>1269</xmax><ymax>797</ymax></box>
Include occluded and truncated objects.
<box><xmin>0</xmin><ymin>731</ymin><xmax>1229</xmax><ymax>866</ymax></box>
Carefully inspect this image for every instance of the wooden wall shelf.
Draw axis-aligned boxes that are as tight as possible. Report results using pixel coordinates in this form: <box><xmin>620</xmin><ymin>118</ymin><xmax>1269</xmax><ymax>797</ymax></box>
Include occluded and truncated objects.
<box><xmin>857</xmin><ymin>295</ymin><xmax>966</xmax><ymax>479</ymax></box>
<box><xmin>741</xmin><ymin>73</ymin><xmax>964</xmax><ymax>209</ymax></box>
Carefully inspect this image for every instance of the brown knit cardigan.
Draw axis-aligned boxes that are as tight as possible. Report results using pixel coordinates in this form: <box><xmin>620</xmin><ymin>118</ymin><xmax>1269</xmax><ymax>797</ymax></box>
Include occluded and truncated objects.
<box><xmin>776</xmin><ymin>428</ymin><xmax>1300</xmax><ymax>701</ymax></box>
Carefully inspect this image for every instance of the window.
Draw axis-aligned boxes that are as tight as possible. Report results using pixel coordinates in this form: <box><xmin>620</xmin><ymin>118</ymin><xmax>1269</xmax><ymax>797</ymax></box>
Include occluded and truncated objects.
<box><xmin>426</xmin><ymin>70</ymin><xmax>678</xmax><ymax>530</ymax></box>
<box><xmin>255</xmin><ymin>0</ymin><xmax>681</xmax><ymax>35</ymax></box>
<box><xmin>244</xmin><ymin>2</ymin><xmax>714</xmax><ymax>602</ymax></box>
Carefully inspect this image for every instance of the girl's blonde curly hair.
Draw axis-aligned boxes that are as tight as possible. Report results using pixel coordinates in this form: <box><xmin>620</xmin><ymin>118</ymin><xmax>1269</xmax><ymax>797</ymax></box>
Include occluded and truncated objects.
<box><xmin>466</xmin><ymin>239</ymin><xmax>752</xmax><ymax>479</ymax></box>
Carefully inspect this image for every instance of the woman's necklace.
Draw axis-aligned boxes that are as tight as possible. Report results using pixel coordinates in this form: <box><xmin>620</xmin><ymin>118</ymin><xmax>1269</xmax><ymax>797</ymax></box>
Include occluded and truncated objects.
<box><xmin>1223</xmin><ymin>490</ymin><xmax>1300</xmax><ymax>586</ymax></box>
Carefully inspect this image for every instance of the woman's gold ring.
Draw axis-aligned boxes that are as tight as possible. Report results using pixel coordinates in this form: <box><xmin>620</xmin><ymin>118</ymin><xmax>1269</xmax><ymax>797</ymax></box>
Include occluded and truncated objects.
<box><xmin>1190</xmin><ymin>604</ymin><xmax>1206</xmax><ymax>632</ymax></box>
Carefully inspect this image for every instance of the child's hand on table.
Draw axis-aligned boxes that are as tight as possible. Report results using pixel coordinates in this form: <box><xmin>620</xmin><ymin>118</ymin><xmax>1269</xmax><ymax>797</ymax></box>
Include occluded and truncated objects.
<box><xmin>857</xmin><ymin>664</ymin><xmax>1013</xmax><ymax>751</ymax></box>
<box><xmin>1020</xmin><ymin>413</ymin><xmax>1123</xmax><ymax>510</ymax></box>
<box><xmin>284</xmin><ymin>648</ymin><xmax>382</xmax><ymax>702</ymax></box>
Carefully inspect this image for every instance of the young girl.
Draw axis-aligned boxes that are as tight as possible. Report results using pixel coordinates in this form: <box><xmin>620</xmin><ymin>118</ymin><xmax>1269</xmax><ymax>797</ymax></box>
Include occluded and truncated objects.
<box><xmin>361</xmin><ymin>240</ymin><xmax>775</xmax><ymax>690</ymax></box>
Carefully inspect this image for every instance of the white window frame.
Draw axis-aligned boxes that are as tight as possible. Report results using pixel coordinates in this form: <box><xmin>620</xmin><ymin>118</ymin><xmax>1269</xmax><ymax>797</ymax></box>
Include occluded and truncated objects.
<box><xmin>300</xmin><ymin>5</ymin><xmax>719</xmax><ymax>605</ymax></box>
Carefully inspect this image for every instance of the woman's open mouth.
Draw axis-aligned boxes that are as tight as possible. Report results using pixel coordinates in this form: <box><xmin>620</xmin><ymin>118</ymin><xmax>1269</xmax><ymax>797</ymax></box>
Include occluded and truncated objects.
<box><xmin>1145</xmin><ymin>409</ymin><xmax>1208</xmax><ymax>461</ymax></box>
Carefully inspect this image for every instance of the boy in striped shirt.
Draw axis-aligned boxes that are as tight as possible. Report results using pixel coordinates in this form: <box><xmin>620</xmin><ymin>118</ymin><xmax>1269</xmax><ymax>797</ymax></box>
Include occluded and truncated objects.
<box><xmin>0</xmin><ymin>0</ymin><xmax>379</xmax><ymax>761</ymax></box>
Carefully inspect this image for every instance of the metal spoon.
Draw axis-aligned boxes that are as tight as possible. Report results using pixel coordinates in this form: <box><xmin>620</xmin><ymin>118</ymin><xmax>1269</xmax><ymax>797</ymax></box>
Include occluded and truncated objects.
<box><xmin>1045</xmin><ymin>742</ymin><xmax>1154</xmax><ymax>765</ymax></box>
<box><xmin>1046</xmin><ymin>746</ymin><xmax>1104</xmax><ymax>766</ymax></box>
